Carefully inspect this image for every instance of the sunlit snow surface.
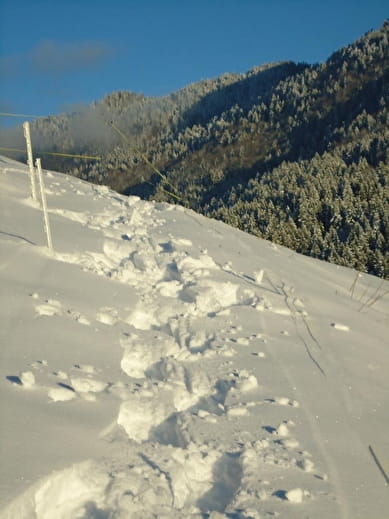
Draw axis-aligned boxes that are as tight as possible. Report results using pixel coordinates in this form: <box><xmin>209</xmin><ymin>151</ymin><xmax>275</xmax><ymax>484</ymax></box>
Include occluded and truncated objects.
<box><xmin>0</xmin><ymin>156</ymin><xmax>388</xmax><ymax>518</ymax></box>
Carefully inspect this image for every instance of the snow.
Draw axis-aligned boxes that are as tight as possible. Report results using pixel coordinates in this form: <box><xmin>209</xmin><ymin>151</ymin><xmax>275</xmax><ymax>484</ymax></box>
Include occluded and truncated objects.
<box><xmin>331</xmin><ymin>322</ymin><xmax>350</xmax><ymax>332</ymax></box>
<box><xmin>285</xmin><ymin>487</ymin><xmax>305</xmax><ymax>503</ymax></box>
<box><xmin>0</xmin><ymin>155</ymin><xmax>389</xmax><ymax>518</ymax></box>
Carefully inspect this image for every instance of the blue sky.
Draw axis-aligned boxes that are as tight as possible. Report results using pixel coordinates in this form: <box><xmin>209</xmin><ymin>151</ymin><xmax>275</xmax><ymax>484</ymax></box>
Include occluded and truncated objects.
<box><xmin>0</xmin><ymin>0</ymin><xmax>387</xmax><ymax>125</ymax></box>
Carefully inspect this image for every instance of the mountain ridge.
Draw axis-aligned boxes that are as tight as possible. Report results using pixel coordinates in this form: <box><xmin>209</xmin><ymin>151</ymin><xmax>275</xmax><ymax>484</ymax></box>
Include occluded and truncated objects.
<box><xmin>1</xmin><ymin>21</ymin><xmax>388</xmax><ymax>277</ymax></box>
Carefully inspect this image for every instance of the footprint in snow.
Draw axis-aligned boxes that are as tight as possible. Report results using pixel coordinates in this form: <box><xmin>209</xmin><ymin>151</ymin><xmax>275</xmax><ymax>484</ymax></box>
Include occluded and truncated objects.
<box><xmin>32</xmin><ymin>294</ymin><xmax>91</xmax><ymax>325</ymax></box>
<box><xmin>29</xmin><ymin>359</ymin><xmax>48</xmax><ymax>369</ymax></box>
<box><xmin>35</xmin><ymin>299</ymin><xmax>62</xmax><ymax>317</ymax></box>
<box><xmin>52</xmin><ymin>370</ymin><xmax>68</xmax><ymax>380</ymax></box>
<box><xmin>251</xmin><ymin>351</ymin><xmax>266</xmax><ymax>358</ymax></box>
<box><xmin>66</xmin><ymin>309</ymin><xmax>91</xmax><ymax>326</ymax></box>
<box><xmin>7</xmin><ymin>358</ymin><xmax>108</xmax><ymax>403</ymax></box>
<box><xmin>6</xmin><ymin>371</ymin><xmax>35</xmax><ymax>388</ymax></box>
<box><xmin>48</xmin><ymin>383</ymin><xmax>76</xmax><ymax>402</ymax></box>
<box><xmin>96</xmin><ymin>307</ymin><xmax>119</xmax><ymax>326</ymax></box>
<box><xmin>48</xmin><ymin>376</ymin><xmax>108</xmax><ymax>403</ymax></box>
<box><xmin>264</xmin><ymin>397</ymin><xmax>299</xmax><ymax>407</ymax></box>
<box><xmin>73</xmin><ymin>363</ymin><xmax>97</xmax><ymax>374</ymax></box>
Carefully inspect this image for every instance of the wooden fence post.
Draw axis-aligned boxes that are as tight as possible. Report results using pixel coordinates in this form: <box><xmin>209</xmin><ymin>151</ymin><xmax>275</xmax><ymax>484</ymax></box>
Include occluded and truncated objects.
<box><xmin>35</xmin><ymin>158</ymin><xmax>53</xmax><ymax>253</ymax></box>
<box><xmin>23</xmin><ymin>121</ymin><xmax>37</xmax><ymax>201</ymax></box>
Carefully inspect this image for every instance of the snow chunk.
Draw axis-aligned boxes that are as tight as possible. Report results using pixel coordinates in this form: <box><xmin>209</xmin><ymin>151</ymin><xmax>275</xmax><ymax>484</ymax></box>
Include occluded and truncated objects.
<box><xmin>74</xmin><ymin>364</ymin><xmax>96</xmax><ymax>374</ymax></box>
<box><xmin>53</xmin><ymin>370</ymin><xmax>68</xmax><ymax>380</ymax></box>
<box><xmin>175</xmin><ymin>253</ymin><xmax>218</xmax><ymax>283</ymax></box>
<box><xmin>254</xmin><ymin>269</ymin><xmax>264</xmax><ymax>284</ymax></box>
<box><xmin>117</xmin><ymin>393</ymin><xmax>172</xmax><ymax>442</ymax></box>
<box><xmin>271</xmin><ymin>396</ymin><xmax>299</xmax><ymax>407</ymax></box>
<box><xmin>35</xmin><ymin>300</ymin><xmax>62</xmax><ymax>317</ymax></box>
<box><xmin>96</xmin><ymin>307</ymin><xmax>118</xmax><ymax>326</ymax></box>
<box><xmin>20</xmin><ymin>371</ymin><xmax>35</xmax><ymax>388</ymax></box>
<box><xmin>126</xmin><ymin>305</ymin><xmax>159</xmax><ymax>330</ymax></box>
<box><xmin>187</xmin><ymin>280</ymin><xmax>239</xmax><ymax>314</ymax></box>
<box><xmin>285</xmin><ymin>487</ymin><xmax>305</xmax><ymax>503</ymax></box>
<box><xmin>234</xmin><ymin>371</ymin><xmax>258</xmax><ymax>393</ymax></box>
<box><xmin>227</xmin><ymin>405</ymin><xmax>249</xmax><ymax>417</ymax></box>
<box><xmin>331</xmin><ymin>322</ymin><xmax>350</xmax><ymax>332</ymax></box>
<box><xmin>236</xmin><ymin>337</ymin><xmax>250</xmax><ymax>346</ymax></box>
<box><xmin>297</xmin><ymin>457</ymin><xmax>315</xmax><ymax>472</ymax></box>
<box><xmin>156</xmin><ymin>444</ymin><xmax>220</xmax><ymax>509</ymax></box>
<box><xmin>48</xmin><ymin>386</ymin><xmax>76</xmax><ymax>402</ymax></box>
<box><xmin>103</xmin><ymin>238</ymin><xmax>133</xmax><ymax>260</ymax></box>
<box><xmin>70</xmin><ymin>377</ymin><xmax>107</xmax><ymax>393</ymax></box>
<box><xmin>276</xmin><ymin>423</ymin><xmax>290</xmax><ymax>437</ymax></box>
<box><xmin>34</xmin><ymin>461</ymin><xmax>110</xmax><ymax>519</ymax></box>
<box><xmin>272</xmin><ymin>307</ymin><xmax>292</xmax><ymax>316</ymax></box>
<box><xmin>282</xmin><ymin>438</ymin><xmax>300</xmax><ymax>449</ymax></box>
<box><xmin>77</xmin><ymin>315</ymin><xmax>90</xmax><ymax>326</ymax></box>
<box><xmin>120</xmin><ymin>332</ymin><xmax>181</xmax><ymax>378</ymax></box>
<box><xmin>156</xmin><ymin>280</ymin><xmax>182</xmax><ymax>297</ymax></box>
<box><xmin>118</xmin><ymin>361</ymin><xmax>211</xmax><ymax>441</ymax></box>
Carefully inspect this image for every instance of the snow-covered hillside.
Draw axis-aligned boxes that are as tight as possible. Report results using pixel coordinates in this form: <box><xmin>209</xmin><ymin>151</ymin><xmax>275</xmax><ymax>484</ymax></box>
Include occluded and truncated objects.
<box><xmin>0</xmin><ymin>156</ymin><xmax>388</xmax><ymax>519</ymax></box>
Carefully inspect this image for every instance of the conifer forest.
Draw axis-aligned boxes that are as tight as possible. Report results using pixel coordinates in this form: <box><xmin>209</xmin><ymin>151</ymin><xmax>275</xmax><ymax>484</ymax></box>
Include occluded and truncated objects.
<box><xmin>2</xmin><ymin>22</ymin><xmax>388</xmax><ymax>278</ymax></box>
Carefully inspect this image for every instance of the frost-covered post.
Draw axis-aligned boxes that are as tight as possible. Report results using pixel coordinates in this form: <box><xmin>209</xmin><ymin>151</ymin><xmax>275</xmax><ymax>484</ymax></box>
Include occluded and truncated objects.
<box><xmin>23</xmin><ymin>121</ymin><xmax>37</xmax><ymax>201</ymax></box>
<box><xmin>35</xmin><ymin>158</ymin><xmax>53</xmax><ymax>253</ymax></box>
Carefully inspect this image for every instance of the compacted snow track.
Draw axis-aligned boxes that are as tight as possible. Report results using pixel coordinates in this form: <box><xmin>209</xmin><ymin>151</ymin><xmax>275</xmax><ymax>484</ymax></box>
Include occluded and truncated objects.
<box><xmin>1</xmin><ymin>157</ymin><xmax>388</xmax><ymax>518</ymax></box>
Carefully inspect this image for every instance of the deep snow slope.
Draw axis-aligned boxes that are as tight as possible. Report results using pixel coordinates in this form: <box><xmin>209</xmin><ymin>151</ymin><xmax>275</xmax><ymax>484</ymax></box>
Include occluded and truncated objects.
<box><xmin>0</xmin><ymin>156</ymin><xmax>388</xmax><ymax>519</ymax></box>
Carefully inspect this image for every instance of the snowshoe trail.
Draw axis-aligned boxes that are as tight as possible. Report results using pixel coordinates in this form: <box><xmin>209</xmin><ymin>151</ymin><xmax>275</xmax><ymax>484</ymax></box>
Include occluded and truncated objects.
<box><xmin>1</xmin><ymin>159</ymin><xmax>388</xmax><ymax>518</ymax></box>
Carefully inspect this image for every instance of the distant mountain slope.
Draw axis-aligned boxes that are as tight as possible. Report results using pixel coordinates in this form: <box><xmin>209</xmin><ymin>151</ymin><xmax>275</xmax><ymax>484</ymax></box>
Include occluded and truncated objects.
<box><xmin>1</xmin><ymin>22</ymin><xmax>388</xmax><ymax>278</ymax></box>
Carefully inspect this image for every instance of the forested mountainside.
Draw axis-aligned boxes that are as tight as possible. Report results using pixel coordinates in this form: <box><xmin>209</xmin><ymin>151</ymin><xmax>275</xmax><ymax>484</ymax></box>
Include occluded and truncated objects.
<box><xmin>1</xmin><ymin>21</ymin><xmax>388</xmax><ymax>277</ymax></box>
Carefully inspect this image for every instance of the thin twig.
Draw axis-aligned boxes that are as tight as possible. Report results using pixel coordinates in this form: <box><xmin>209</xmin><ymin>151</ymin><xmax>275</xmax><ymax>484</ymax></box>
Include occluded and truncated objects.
<box><xmin>349</xmin><ymin>271</ymin><xmax>359</xmax><ymax>299</ymax></box>
<box><xmin>359</xmin><ymin>281</ymin><xmax>386</xmax><ymax>312</ymax></box>
<box><xmin>362</xmin><ymin>280</ymin><xmax>384</xmax><ymax>307</ymax></box>
<box><xmin>357</xmin><ymin>282</ymin><xmax>370</xmax><ymax>303</ymax></box>
<box><xmin>369</xmin><ymin>445</ymin><xmax>389</xmax><ymax>486</ymax></box>
<box><xmin>366</xmin><ymin>290</ymin><xmax>389</xmax><ymax>309</ymax></box>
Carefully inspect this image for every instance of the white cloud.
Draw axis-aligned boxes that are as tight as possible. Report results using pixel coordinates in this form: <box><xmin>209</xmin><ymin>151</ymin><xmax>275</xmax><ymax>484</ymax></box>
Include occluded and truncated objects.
<box><xmin>31</xmin><ymin>40</ymin><xmax>113</xmax><ymax>75</ymax></box>
<box><xmin>0</xmin><ymin>40</ymin><xmax>113</xmax><ymax>79</ymax></box>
